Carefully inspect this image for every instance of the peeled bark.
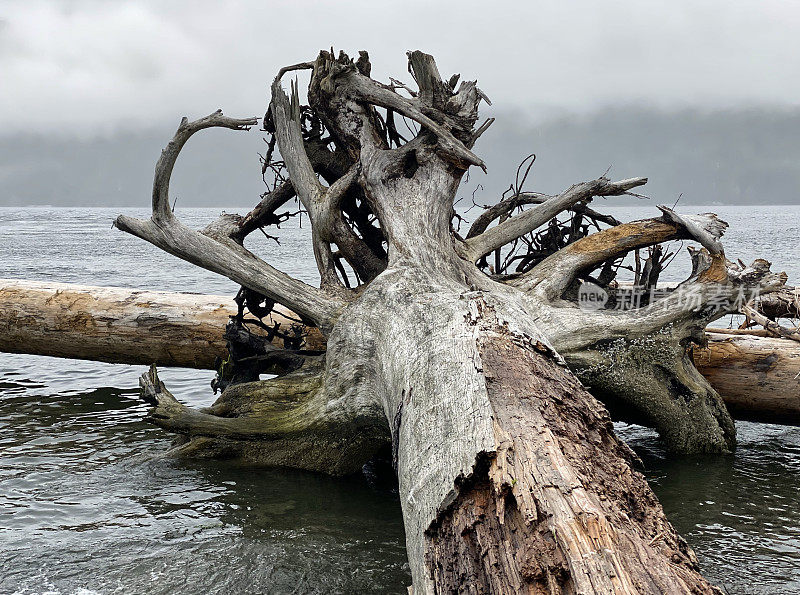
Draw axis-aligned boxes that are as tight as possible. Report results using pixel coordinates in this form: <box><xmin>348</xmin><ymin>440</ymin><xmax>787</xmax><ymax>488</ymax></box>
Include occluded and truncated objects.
<box><xmin>0</xmin><ymin>279</ymin><xmax>231</xmax><ymax>368</ymax></box>
<box><xmin>427</xmin><ymin>325</ymin><xmax>712</xmax><ymax>593</ymax></box>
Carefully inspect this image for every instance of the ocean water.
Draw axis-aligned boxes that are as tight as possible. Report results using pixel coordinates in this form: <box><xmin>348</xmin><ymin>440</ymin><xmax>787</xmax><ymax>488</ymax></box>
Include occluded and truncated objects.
<box><xmin>1</xmin><ymin>205</ymin><xmax>799</xmax><ymax>594</ymax></box>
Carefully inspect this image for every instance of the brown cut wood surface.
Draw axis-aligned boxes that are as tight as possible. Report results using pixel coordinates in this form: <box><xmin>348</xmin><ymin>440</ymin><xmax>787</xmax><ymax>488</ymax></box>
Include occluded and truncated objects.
<box><xmin>425</xmin><ymin>330</ymin><xmax>719</xmax><ymax>594</ymax></box>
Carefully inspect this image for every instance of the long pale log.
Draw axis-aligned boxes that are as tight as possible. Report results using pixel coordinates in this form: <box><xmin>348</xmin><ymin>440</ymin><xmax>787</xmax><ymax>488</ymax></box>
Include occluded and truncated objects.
<box><xmin>694</xmin><ymin>330</ymin><xmax>800</xmax><ymax>425</ymax></box>
<box><xmin>2</xmin><ymin>280</ymin><xmax>798</xmax><ymax>428</ymax></box>
<box><xmin>0</xmin><ymin>279</ymin><xmax>323</xmax><ymax>369</ymax></box>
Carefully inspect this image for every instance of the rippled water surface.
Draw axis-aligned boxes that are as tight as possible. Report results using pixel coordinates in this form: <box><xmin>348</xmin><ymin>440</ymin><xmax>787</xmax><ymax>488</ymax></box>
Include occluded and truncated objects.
<box><xmin>1</xmin><ymin>206</ymin><xmax>799</xmax><ymax>594</ymax></box>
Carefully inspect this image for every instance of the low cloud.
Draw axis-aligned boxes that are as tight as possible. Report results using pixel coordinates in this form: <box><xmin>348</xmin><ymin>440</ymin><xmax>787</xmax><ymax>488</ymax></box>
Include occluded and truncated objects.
<box><xmin>2</xmin><ymin>0</ymin><xmax>800</xmax><ymax>137</ymax></box>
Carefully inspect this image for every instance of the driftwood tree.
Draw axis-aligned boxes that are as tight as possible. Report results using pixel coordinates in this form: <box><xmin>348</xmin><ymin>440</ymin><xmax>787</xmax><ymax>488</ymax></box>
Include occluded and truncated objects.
<box><xmin>114</xmin><ymin>50</ymin><xmax>782</xmax><ymax>593</ymax></box>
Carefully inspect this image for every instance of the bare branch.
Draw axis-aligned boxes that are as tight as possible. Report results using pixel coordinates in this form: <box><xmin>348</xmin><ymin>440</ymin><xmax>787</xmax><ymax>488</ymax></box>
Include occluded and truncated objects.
<box><xmin>311</xmin><ymin>226</ymin><xmax>343</xmax><ymax>289</ymax></box>
<box><xmin>114</xmin><ymin>214</ymin><xmax>344</xmax><ymax>331</ymax></box>
<box><xmin>657</xmin><ymin>206</ymin><xmax>727</xmax><ymax>255</ymax></box>
<box><xmin>324</xmin><ymin>161</ymin><xmax>360</xmax><ymax>211</ymax></box>
<box><xmin>462</xmin><ymin>177</ymin><xmax>648</xmax><ymax>261</ymax></box>
<box><xmin>270</xmin><ymin>70</ymin><xmax>375</xmax><ymax>287</ymax></box>
<box><xmin>114</xmin><ymin>111</ymin><xmax>345</xmax><ymax>332</ymax></box>
<box><xmin>338</xmin><ymin>58</ymin><xmax>486</xmax><ymax>170</ymax></box>
<box><xmin>469</xmin><ymin>117</ymin><xmax>495</xmax><ymax>145</ymax></box>
<box><xmin>276</xmin><ymin>61</ymin><xmax>315</xmax><ymax>80</ymax></box>
<box><xmin>233</xmin><ymin>180</ymin><xmax>296</xmax><ymax>242</ymax></box>
<box><xmin>151</xmin><ymin>110</ymin><xmax>258</xmax><ymax>223</ymax></box>
<box><xmin>270</xmin><ymin>77</ymin><xmax>324</xmax><ymax>209</ymax></box>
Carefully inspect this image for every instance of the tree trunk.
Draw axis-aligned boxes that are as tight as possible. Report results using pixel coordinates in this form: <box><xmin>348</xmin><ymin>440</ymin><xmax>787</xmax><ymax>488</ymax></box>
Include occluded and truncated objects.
<box><xmin>307</xmin><ymin>268</ymin><xmax>721</xmax><ymax>592</ymax></box>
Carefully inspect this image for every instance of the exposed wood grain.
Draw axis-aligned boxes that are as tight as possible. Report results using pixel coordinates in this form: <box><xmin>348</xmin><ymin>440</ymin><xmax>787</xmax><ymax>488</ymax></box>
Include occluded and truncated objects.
<box><xmin>694</xmin><ymin>331</ymin><xmax>800</xmax><ymax>425</ymax></box>
<box><xmin>424</xmin><ymin>307</ymin><xmax>719</xmax><ymax>594</ymax></box>
<box><xmin>0</xmin><ymin>279</ymin><xmax>323</xmax><ymax>368</ymax></box>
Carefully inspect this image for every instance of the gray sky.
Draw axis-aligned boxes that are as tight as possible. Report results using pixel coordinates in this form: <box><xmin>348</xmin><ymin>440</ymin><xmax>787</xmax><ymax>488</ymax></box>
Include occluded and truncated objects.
<box><xmin>3</xmin><ymin>0</ymin><xmax>800</xmax><ymax>137</ymax></box>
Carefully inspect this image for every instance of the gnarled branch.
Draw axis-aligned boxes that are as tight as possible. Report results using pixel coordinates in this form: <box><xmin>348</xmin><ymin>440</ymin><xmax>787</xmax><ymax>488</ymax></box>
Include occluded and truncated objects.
<box><xmin>657</xmin><ymin>205</ymin><xmax>726</xmax><ymax>255</ymax></box>
<box><xmin>512</xmin><ymin>218</ymin><xmax>688</xmax><ymax>301</ymax></box>
<box><xmin>461</xmin><ymin>176</ymin><xmax>648</xmax><ymax>261</ymax></box>
<box><xmin>114</xmin><ymin>111</ymin><xmax>346</xmax><ymax>332</ymax></box>
<box><xmin>316</xmin><ymin>50</ymin><xmax>486</xmax><ymax>170</ymax></box>
<box><xmin>151</xmin><ymin>110</ymin><xmax>257</xmax><ymax>223</ymax></box>
<box><xmin>466</xmin><ymin>190</ymin><xmax>621</xmax><ymax>239</ymax></box>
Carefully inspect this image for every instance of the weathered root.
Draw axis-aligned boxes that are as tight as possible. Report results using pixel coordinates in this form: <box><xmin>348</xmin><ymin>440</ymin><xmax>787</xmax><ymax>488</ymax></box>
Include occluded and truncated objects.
<box><xmin>461</xmin><ymin>176</ymin><xmax>648</xmax><ymax>263</ymax></box>
<box><xmin>139</xmin><ymin>361</ymin><xmax>388</xmax><ymax>475</ymax></box>
<box><xmin>566</xmin><ymin>329</ymin><xmax>736</xmax><ymax>453</ymax></box>
<box><xmin>508</xmin><ymin>210</ymin><xmax>785</xmax><ymax>454</ymax></box>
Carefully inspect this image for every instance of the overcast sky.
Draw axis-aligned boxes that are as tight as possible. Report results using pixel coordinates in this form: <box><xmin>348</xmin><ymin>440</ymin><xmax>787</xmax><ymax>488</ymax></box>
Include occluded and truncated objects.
<box><xmin>2</xmin><ymin>0</ymin><xmax>800</xmax><ymax>137</ymax></box>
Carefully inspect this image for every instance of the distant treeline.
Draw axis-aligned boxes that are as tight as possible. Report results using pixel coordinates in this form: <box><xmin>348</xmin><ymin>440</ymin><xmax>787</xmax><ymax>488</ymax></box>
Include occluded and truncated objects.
<box><xmin>475</xmin><ymin>107</ymin><xmax>800</xmax><ymax>205</ymax></box>
<box><xmin>2</xmin><ymin>107</ymin><xmax>799</xmax><ymax>207</ymax></box>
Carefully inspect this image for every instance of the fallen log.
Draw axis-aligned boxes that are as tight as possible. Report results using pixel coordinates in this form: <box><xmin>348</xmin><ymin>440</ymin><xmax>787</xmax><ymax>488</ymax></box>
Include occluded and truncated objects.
<box><xmin>0</xmin><ymin>278</ymin><xmax>323</xmax><ymax>369</ymax></box>
<box><xmin>693</xmin><ymin>330</ymin><xmax>800</xmax><ymax>425</ymax></box>
<box><xmin>2</xmin><ymin>279</ymin><xmax>798</xmax><ymax>428</ymax></box>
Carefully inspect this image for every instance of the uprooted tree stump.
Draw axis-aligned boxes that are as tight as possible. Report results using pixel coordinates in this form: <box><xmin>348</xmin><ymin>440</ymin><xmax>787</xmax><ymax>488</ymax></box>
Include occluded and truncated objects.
<box><xmin>108</xmin><ymin>49</ymin><xmax>789</xmax><ymax>592</ymax></box>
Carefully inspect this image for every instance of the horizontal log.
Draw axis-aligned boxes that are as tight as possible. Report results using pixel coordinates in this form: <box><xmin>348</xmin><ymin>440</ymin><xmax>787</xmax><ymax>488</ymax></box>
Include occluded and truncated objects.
<box><xmin>694</xmin><ymin>331</ymin><xmax>800</xmax><ymax>425</ymax></box>
<box><xmin>1</xmin><ymin>279</ymin><xmax>798</xmax><ymax>427</ymax></box>
<box><xmin>0</xmin><ymin>279</ymin><xmax>323</xmax><ymax>369</ymax></box>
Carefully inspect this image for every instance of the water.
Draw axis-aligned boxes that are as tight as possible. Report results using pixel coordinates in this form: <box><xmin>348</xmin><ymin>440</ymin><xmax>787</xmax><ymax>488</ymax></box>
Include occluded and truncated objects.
<box><xmin>1</xmin><ymin>205</ymin><xmax>799</xmax><ymax>594</ymax></box>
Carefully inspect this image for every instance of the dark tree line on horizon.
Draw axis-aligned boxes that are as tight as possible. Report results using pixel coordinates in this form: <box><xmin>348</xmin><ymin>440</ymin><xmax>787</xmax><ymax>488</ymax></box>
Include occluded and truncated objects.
<box><xmin>3</xmin><ymin>107</ymin><xmax>800</xmax><ymax>208</ymax></box>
